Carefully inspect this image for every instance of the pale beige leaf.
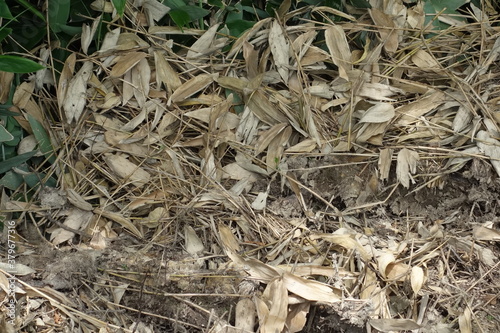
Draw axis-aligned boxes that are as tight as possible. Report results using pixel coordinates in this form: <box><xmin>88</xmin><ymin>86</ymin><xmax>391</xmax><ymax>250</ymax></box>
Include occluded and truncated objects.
<box><xmin>184</xmin><ymin>225</ymin><xmax>205</xmax><ymax>254</ymax></box>
<box><xmin>256</xmin><ymin>123</ymin><xmax>288</xmax><ymax>155</ymax></box>
<box><xmin>154</xmin><ymin>51</ymin><xmax>182</xmax><ymax>93</ymax></box>
<box><xmin>369</xmin><ymin>8</ymin><xmax>398</xmax><ymax>54</ymax></box>
<box><xmin>269</xmin><ymin>20</ymin><xmax>289</xmax><ymax>83</ymax></box>
<box><xmin>358</xmin><ymin>82</ymin><xmax>403</xmax><ymax>101</ymax></box>
<box><xmin>458</xmin><ymin>308</ymin><xmax>472</xmax><ymax>333</ymax></box>
<box><xmin>325</xmin><ymin>25</ymin><xmax>351</xmax><ymax>80</ymax></box>
<box><xmin>0</xmin><ymin>262</ymin><xmax>35</xmax><ymax>277</ymax></box>
<box><xmin>378</xmin><ymin>148</ymin><xmax>393</xmax><ymax>181</ymax></box>
<box><xmin>476</xmin><ymin>130</ymin><xmax>500</xmax><ymax>177</ymax></box>
<box><xmin>235</xmin><ymin>298</ymin><xmax>256</xmax><ymax>332</ymax></box>
<box><xmin>311</xmin><ymin>6</ymin><xmax>356</xmax><ymax>21</ymax></box>
<box><xmin>369</xmin><ymin>318</ymin><xmax>421</xmax><ymax>331</ymax></box>
<box><xmin>411</xmin><ymin>266</ymin><xmax>425</xmax><ymax>294</ymax></box>
<box><xmin>187</xmin><ymin>23</ymin><xmax>221</xmax><ymax>61</ymax></box>
<box><xmin>473</xmin><ymin>226</ymin><xmax>500</xmax><ymax>241</ymax></box>
<box><xmin>261</xmin><ymin>278</ymin><xmax>288</xmax><ymax>333</ymax></box>
<box><xmin>50</xmin><ymin>209</ymin><xmax>93</xmax><ymax>246</ymax></box>
<box><xmin>412</xmin><ymin>49</ymin><xmax>440</xmax><ymax>70</ymax></box>
<box><xmin>245</xmin><ymin>89</ymin><xmax>288</xmax><ymax>125</ymax></box>
<box><xmin>453</xmin><ymin>106</ymin><xmax>473</xmax><ymax>133</ymax></box>
<box><xmin>266</xmin><ymin>125</ymin><xmax>292</xmax><ymax>174</ymax></box>
<box><xmin>63</xmin><ymin>61</ymin><xmax>93</xmax><ymax>124</ymax></box>
<box><xmin>218</xmin><ymin>224</ymin><xmax>241</xmax><ymax>252</ymax></box>
<box><xmin>396</xmin><ymin>148</ymin><xmax>419</xmax><ymax>188</ymax></box>
<box><xmin>286</xmin><ymin>302</ymin><xmax>310</xmax><ymax>333</ymax></box>
<box><xmin>310</xmin><ymin>233</ymin><xmax>372</xmax><ymax>261</ymax></box>
<box><xmin>109</xmin><ymin>52</ymin><xmax>148</xmax><ymax>78</ymax></box>
<box><xmin>132</xmin><ymin>58</ymin><xmax>150</xmax><ymax>107</ymax></box>
<box><xmin>168</xmin><ymin>74</ymin><xmax>217</xmax><ymax>106</ymax></box>
<box><xmin>227</xmin><ymin>18</ymin><xmax>273</xmax><ymax>58</ymax></box>
<box><xmin>98</xmin><ymin>27</ymin><xmax>121</xmax><ymax>53</ymax></box>
<box><xmin>67</xmin><ymin>189</ymin><xmax>93</xmax><ymax>211</ymax></box>
<box><xmin>94</xmin><ymin>207</ymin><xmax>143</xmax><ymax>238</ymax></box>
<box><xmin>251</xmin><ymin>192</ymin><xmax>268</xmax><ymax>211</ymax></box>
<box><xmin>396</xmin><ymin>90</ymin><xmax>446</xmax><ymax>125</ymax></box>
<box><xmin>282</xmin><ymin>272</ymin><xmax>340</xmax><ymax>303</ymax></box>
<box><xmin>285</xmin><ymin>138</ymin><xmax>317</xmax><ymax>153</ymax></box>
<box><xmin>143</xmin><ymin>0</ymin><xmax>170</xmax><ymax>21</ymax></box>
<box><xmin>57</xmin><ymin>53</ymin><xmax>75</xmax><ymax>108</ymax></box>
<box><xmin>103</xmin><ymin>153</ymin><xmax>151</xmax><ymax>187</ymax></box>
<box><xmin>359</xmin><ymin>103</ymin><xmax>395</xmax><ymax>123</ymax></box>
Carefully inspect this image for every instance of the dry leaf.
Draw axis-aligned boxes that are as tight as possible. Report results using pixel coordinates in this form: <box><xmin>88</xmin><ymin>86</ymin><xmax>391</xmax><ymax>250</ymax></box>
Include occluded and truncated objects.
<box><xmin>269</xmin><ymin>20</ymin><xmax>289</xmax><ymax>83</ymax></box>
<box><xmin>411</xmin><ymin>266</ymin><xmax>425</xmax><ymax>294</ymax></box>
<box><xmin>63</xmin><ymin>61</ymin><xmax>93</xmax><ymax>124</ymax></box>
<box><xmin>396</xmin><ymin>148</ymin><xmax>419</xmax><ymax>188</ymax></box>
<box><xmin>325</xmin><ymin>25</ymin><xmax>351</xmax><ymax>80</ymax></box>
<box><xmin>103</xmin><ymin>153</ymin><xmax>151</xmax><ymax>187</ymax></box>
<box><xmin>168</xmin><ymin>74</ymin><xmax>217</xmax><ymax>106</ymax></box>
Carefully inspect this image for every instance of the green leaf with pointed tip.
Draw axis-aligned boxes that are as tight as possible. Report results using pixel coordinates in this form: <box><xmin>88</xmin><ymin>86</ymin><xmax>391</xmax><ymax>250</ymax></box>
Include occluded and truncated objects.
<box><xmin>0</xmin><ymin>151</ymin><xmax>37</xmax><ymax>174</ymax></box>
<box><xmin>0</xmin><ymin>55</ymin><xmax>45</xmax><ymax>73</ymax></box>
<box><xmin>0</xmin><ymin>0</ymin><xmax>14</xmax><ymax>19</ymax></box>
<box><xmin>0</xmin><ymin>124</ymin><xmax>13</xmax><ymax>143</ymax></box>
<box><xmin>112</xmin><ymin>0</ymin><xmax>126</xmax><ymax>16</ymax></box>
<box><xmin>27</xmin><ymin>114</ymin><xmax>55</xmax><ymax>164</ymax></box>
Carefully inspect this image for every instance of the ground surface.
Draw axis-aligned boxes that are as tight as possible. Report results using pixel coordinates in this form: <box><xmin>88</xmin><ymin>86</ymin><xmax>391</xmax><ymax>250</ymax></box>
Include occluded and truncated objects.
<box><xmin>1</xmin><ymin>1</ymin><xmax>500</xmax><ymax>332</ymax></box>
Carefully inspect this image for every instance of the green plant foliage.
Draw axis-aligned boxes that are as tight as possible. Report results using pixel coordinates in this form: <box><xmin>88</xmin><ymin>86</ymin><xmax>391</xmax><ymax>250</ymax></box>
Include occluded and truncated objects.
<box><xmin>111</xmin><ymin>0</ymin><xmax>127</xmax><ymax>17</ymax></box>
<box><xmin>164</xmin><ymin>0</ymin><xmax>210</xmax><ymax>29</ymax></box>
<box><xmin>27</xmin><ymin>115</ymin><xmax>55</xmax><ymax>164</ymax></box>
<box><xmin>0</xmin><ymin>151</ymin><xmax>37</xmax><ymax>174</ymax></box>
<box><xmin>0</xmin><ymin>0</ymin><xmax>14</xmax><ymax>19</ymax></box>
<box><xmin>0</xmin><ymin>55</ymin><xmax>45</xmax><ymax>73</ymax></box>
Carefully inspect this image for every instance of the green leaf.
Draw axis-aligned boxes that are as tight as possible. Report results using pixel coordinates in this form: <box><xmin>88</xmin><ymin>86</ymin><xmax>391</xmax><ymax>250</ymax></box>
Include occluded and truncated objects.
<box><xmin>48</xmin><ymin>0</ymin><xmax>71</xmax><ymax>33</ymax></box>
<box><xmin>227</xmin><ymin>19</ymin><xmax>255</xmax><ymax>37</ymax></box>
<box><xmin>0</xmin><ymin>55</ymin><xmax>45</xmax><ymax>73</ymax></box>
<box><xmin>0</xmin><ymin>151</ymin><xmax>37</xmax><ymax>174</ymax></box>
<box><xmin>16</xmin><ymin>0</ymin><xmax>46</xmax><ymax>22</ymax></box>
<box><xmin>0</xmin><ymin>124</ymin><xmax>14</xmax><ymax>143</ymax></box>
<box><xmin>0</xmin><ymin>170</ymin><xmax>23</xmax><ymax>190</ymax></box>
<box><xmin>180</xmin><ymin>5</ymin><xmax>209</xmax><ymax>21</ymax></box>
<box><xmin>164</xmin><ymin>0</ymin><xmax>186</xmax><ymax>10</ymax></box>
<box><xmin>208</xmin><ymin>0</ymin><xmax>224</xmax><ymax>8</ymax></box>
<box><xmin>169</xmin><ymin>8</ymin><xmax>191</xmax><ymax>28</ymax></box>
<box><xmin>0</xmin><ymin>27</ymin><xmax>12</xmax><ymax>42</ymax></box>
<box><xmin>27</xmin><ymin>114</ymin><xmax>55</xmax><ymax>164</ymax></box>
<box><xmin>0</xmin><ymin>0</ymin><xmax>14</xmax><ymax>19</ymax></box>
<box><xmin>111</xmin><ymin>0</ymin><xmax>126</xmax><ymax>16</ymax></box>
<box><xmin>0</xmin><ymin>108</ymin><xmax>19</xmax><ymax>117</ymax></box>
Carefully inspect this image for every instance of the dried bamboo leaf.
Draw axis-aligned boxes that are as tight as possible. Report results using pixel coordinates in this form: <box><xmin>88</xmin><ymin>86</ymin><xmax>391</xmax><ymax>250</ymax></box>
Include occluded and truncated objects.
<box><xmin>396</xmin><ymin>148</ymin><xmax>419</xmax><ymax>188</ymax></box>
<box><xmin>369</xmin><ymin>8</ymin><xmax>398</xmax><ymax>54</ymax></box>
<box><xmin>411</xmin><ymin>266</ymin><xmax>425</xmax><ymax>295</ymax></box>
<box><xmin>359</xmin><ymin>103</ymin><xmax>395</xmax><ymax>123</ymax></box>
<box><xmin>168</xmin><ymin>74</ymin><xmax>217</xmax><ymax>106</ymax></box>
<box><xmin>396</xmin><ymin>90</ymin><xmax>445</xmax><ymax>125</ymax></box>
<box><xmin>103</xmin><ymin>153</ymin><xmax>151</xmax><ymax>187</ymax></box>
<box><xmin>154</xmin><ymin>51</ymin><xmax>182</xmax><ymax>93</ymax></box>
<box><xmin>94</xmin><ymin>207</ymin><xmax>143</xmax><ymax>238</ymax></box>
<box><xmin>63</xmin><ymin>61</ymin><xmax>93</xmax><ymax>124</ymax></box>
<box><xmin>325</xmin><ymin>25</ymin><xmax>351</xmax><ymax>80</ymax></box>
<box><xmin>261</xmin><ymin>278</ymin><xmax>288</xmax><ymax>333</ymax></box>
<box><xmin>109</xmin><ymin>52</ymin><xmax>148</xmax><ymax>78</ymax></box>
<box><xmin>378</xmin><ymin>148</ymin><xmax>393</xmax><ymax>181</ymax></box>
<box><xmin>369</xmin><ymin>318</ymin><xmax>421</xmax><ymax>331</ymax></box>
<box><xmin>269</xmin><ymin>20</ymin><xmax>289</xmax><ymax>83</ymax></box>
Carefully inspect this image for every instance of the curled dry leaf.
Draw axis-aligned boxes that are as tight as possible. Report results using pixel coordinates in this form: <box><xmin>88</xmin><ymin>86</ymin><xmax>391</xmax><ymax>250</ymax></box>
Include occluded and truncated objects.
<box><xmin>410</xmin><ymin>266</ymin><xmax>425</xmax><ymax>295</ymax></box>
<box><xmin>396</xmin><ymin>148</ymin><xmax>419</xmax><ymax>188</ymax></box>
